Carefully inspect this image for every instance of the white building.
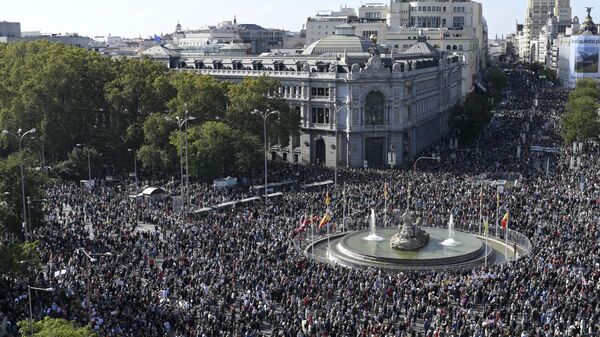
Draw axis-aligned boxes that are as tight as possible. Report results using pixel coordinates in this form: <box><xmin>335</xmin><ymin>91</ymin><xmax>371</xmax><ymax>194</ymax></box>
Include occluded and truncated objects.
<box><xmin>557</xmin><ymin>9</ymin><xmax>600</xmax><ymax>87</ymax></box>
<box><xmin>147</xmin><ymin>26</ymin><xmax>462</xmax><ymax>167</ymax></box>
<box><xmin>305</xmin><ymin>1</ymin><xmax>487</xmax><ymax>95</ymax></box>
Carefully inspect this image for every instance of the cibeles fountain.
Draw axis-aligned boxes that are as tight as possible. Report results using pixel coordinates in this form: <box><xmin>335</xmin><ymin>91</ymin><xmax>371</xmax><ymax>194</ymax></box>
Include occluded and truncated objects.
<box><xmin>310</xmin><ymin>208</ymin><xmax>505</xmax><ymax>271</ymax></box>
<box><xmin>389</xmin><ymin>211</ymin><xmax>430</xmax><ymax>250</ymax></box>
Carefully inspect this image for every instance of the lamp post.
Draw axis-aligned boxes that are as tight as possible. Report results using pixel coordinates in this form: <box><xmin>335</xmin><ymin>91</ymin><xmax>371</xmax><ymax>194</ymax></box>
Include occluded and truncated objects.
<box><xmin>127</xmin><ymin>149</ymin><xmax>138</xmax><ymax>186</ymax></box>
<box><xmin>251</xmin><ymin>109</ymin><xmax>280</xmax><ymax>203</ymax></box>
<box><xmin>77</xmin><ymin>248</ymin><xmax>112</xmax><ymax>328</ymax></box>
<box><xmin>2</xmin><ymin>128</ymin><xmax>36</xmax><ymax>240</ymax></box>
<box><xmin>166</xmin><ymin>110</ymin><xmax>196</xmax><ymax>216</ymax></box>
<box><xmin>26</xmin><ymin>197</ymin><xmax>47</xmax><ymax>235</ymax></box>
<box><xmin>334</xmin><ymin>104</ymin><xmax>350</xmax><ymax>186</ymax></box>
<box><xmin>413</xmin><ymin>155</ymin><xmax>440</xmax><ymax>172</ymax></box>
<box><xmin>76</xmin><ymin>143</ymin><xmax>91</xmax><ymax>181</ymax></box>
<box><xmin>28</xmin><ymin>286</ymin><xmax>54</xmax><ymax>336</ymax></box>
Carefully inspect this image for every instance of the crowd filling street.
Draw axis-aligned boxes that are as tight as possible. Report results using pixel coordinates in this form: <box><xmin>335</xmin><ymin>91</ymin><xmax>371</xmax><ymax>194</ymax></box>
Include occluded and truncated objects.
<box><xmin>1</xmin><ymin>68</ymin><xmax>599</xmax><ymax>337</ymax></box>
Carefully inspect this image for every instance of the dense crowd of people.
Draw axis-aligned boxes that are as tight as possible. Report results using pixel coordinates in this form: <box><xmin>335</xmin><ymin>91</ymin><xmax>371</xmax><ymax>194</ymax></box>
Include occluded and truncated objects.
<box><xmin>0</xmin><ymin>68</ymin><xmax>599</xmax><ymax>337</ymax></box>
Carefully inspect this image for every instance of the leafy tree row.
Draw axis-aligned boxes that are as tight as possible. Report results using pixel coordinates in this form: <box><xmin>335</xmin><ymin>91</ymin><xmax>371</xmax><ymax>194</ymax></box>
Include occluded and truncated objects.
<box><xmin>561</xmin><ymin>78</ymin><xmax>600</xmax><ymax>144</ymax></box>
<box><xmin>0</xmin><ymin>41</ymin><xmax>300</xmax><ymax>234</ymax></box>
<box><xmin>450</xmin><ymin>69</ymin><xmax>507</xmax><ymax>145</ymax></box>
<box><xmin>0</xmin><ymin>40</ymin><xmax>299</xmax><ymax>180</ymax></box>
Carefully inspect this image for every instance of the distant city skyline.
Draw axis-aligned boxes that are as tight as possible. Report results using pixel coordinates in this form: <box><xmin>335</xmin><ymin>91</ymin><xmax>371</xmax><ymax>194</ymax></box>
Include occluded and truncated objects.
<box><xmin>1</xmin><ymin>0</ymin><xmax>594</xmax><ymax>39</ymax></box>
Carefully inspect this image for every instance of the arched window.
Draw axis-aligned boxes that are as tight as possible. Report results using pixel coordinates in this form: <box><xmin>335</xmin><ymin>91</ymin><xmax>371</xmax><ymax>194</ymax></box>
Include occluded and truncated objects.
<box><xmin>365</xmin><ymin>91</ymin><xmax>384</xmax><ymax>126</ymax></box>
<box><xmin>452</xmin><ymin>45</ymin><xmax>457</xmax><ymax>50</ymax></box>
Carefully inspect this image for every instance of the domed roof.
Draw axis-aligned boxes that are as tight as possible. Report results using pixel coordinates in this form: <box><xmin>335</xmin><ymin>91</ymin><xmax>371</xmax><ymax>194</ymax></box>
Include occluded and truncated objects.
<box><xmin>581</xmin><ymin>8</ymin><xmax>598</xmax><ymax>35</ymax></box>
<box><xmin>402</xmin><ymin>36</ymin><xmax>440</xmax><ymax>59</ymax></box>
<box><xmin>302</xmin><ymin>24</ymin><xmax>371</xmax><ymax>55</ymax></box>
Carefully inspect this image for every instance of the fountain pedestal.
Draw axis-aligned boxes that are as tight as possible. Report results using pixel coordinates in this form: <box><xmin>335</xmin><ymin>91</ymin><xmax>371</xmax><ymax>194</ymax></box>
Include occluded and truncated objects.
<box><xmin>390</xmin><ymin>211</ymin><xmax>430</xmax><ymax>251</ymax></box>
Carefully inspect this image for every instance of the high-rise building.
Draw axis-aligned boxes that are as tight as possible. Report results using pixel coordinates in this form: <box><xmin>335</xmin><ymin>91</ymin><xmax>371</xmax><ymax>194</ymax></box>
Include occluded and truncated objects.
<box><xmin>0</xmin><ymin>21</ymin><xmax>21</xmax><ymax>42</ymax></box>
<box><xmin>516</xmin><ymin>0</ymin><xmax>578</xmax><ymax>61</ymax></box>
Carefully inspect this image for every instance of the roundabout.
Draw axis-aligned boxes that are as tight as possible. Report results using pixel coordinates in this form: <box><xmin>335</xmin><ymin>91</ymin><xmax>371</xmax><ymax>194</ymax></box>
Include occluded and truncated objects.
<box><xmin>306</xmin><ymin>226</ymin><xmax>519</xmax><ymax>271</ymax></box>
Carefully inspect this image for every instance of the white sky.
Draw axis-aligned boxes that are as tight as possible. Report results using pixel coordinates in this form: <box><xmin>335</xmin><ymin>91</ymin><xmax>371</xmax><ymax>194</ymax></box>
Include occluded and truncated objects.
<box><xmin>0</xmin><ymin>0</ymin><xmax>593</xmax><ymax>39</ymax></box>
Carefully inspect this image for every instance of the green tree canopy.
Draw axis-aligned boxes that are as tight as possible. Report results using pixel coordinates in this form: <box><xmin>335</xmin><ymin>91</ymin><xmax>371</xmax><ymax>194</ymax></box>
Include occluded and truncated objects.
<box><xmin>172</xmin><ymin>121</ymin><xmax>262</xmax><ymax>180</ymax></box>
<box><xmin>562</xmin><ymin>96</ymin><xmax>600</xmax><ymax>143</ymax></box>
<box><xmin>569</xmin><ymin>87</ymin><xmax>600</xmax><ymax>101</ymax></box>
<box><xmin>226</xmin><ymin>76</ymin><xmax>300</xmax><ymax>148</ymax></box>
<box><xmin>18</xmin><ymin>317</ymin><xmax>97</xmax><ymax>337</ymax></box>
<box><xmin>0</xmin><ymin>240</ymin><xmax>41</xmax><ymax>277</ymax></box>
<box><xmin>574</xmin><ymin>78</ymin><xmax>599</xmax><ymax>91</ymax></box>
<box><xmin>0</xmin><ymin>153</ymin><xmax>48</xmax><ymax>234</ymax></box>
<box><xmin>167</xmin><ymin>72</ymin><xmax>229</xmax><ymax>122</ymax></box>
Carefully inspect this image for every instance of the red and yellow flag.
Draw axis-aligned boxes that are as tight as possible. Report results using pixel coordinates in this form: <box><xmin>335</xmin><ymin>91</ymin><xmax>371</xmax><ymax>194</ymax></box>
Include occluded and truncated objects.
<box><xmin>501</xmin><ymin>212</ymin><xmax>509</xmax><ymax>230</ymax></box>
<box><xmin>319</xmin><ymin>211</ymin><xmax>332</xmax><ymax>229</ymax></box>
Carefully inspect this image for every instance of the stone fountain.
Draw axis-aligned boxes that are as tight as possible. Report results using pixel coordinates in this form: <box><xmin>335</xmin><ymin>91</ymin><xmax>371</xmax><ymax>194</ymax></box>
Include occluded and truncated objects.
<box><xmin>390</xmin><ymin>211</ymin><xmax>430</xmax><ymax>250</ymax></box>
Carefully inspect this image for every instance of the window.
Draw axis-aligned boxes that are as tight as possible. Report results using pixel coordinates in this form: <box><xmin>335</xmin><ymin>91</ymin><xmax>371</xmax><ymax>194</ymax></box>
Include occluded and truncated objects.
<box><xmin>311</xmin><ymin>107</ymin><xmax>330</xmax><ymax>124</ymax></box>
<box><xmin>365</xmin><ymin>91</ymin><xmax>384</xmax><ymax>126</ymax></box>
<box><xmin>311</xmin><ymin>87</ymin><xmax>330</xmax><ymax>98</ymax></box>
<box><xmin>453</xmin><ymin>16</ymin><xmax>465</xmax><ymax>28</ymax></box>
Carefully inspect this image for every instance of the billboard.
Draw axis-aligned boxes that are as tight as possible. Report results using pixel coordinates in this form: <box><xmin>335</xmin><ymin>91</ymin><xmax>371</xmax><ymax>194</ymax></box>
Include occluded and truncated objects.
<box><xmin>570</xmin><ymin>36</ymin><xmax>600</xmax><ymax>78</ymax></box>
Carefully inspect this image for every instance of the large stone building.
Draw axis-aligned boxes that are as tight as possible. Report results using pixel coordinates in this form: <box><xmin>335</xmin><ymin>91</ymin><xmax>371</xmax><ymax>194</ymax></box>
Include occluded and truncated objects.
<box><xmin>515</xmin><ymin>0</ymin><xmax>578</xmax><ymax>62</ymax></box>
<box><xmin>304</xmin><ymin>1</ymin><xmax>487</xmax><ymax>96</ymax></box>
<box><xmin>0</xmin><ymin>21</ymin><xmax>21</xmax><ymax>42</ymax></box>
<box><xmin>152</xmin><ymin>26</ymin><xmax>462</xmax><ymax>167</ymax></box>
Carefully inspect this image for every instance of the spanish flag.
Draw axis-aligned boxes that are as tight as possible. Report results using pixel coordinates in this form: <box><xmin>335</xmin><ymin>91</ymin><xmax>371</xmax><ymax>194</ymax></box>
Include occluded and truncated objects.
<box><xmin>319</xmin><ymin>211</ymin><xmax>332</xmax><ymax>229</ymax></box>
<box><xmin>324</xmin><ymin>192</ymin><xmax>331</xmax><ymax>206</ymax></box>
<box><xmin>501</xmin><ymin>212</ymin><xmax>509</xmax><ymax>230</ymax></box>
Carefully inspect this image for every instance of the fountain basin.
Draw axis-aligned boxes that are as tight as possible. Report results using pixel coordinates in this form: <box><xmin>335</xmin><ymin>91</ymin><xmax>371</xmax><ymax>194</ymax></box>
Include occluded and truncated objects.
<box><xmin>326</xmin><ymin>227</ymin><xmax>494</xmax><ymax>270</ymax></box>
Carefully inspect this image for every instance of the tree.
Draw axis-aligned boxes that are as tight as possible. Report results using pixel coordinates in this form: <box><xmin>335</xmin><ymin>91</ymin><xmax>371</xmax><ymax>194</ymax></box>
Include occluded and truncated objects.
<box><xmin>486</xmin><ymin>69</ymin><xmax>508</xmax><ymax>94</ymax></box>
<box><xmin>0</xmin><ymin>240</ymin><xmax>41</xmax><ymax>277</ymax></box>
<box><xmin>173</xmin><ymin>121</ymin><xmax>262</xmax><ymax>180</ymax></box>
<box><xmin>574</xmin><ymin>78</ymin><xmax>599</xmax><ymax>91</ymax></box>
<box><xmin>18</xmin><ymin>317</ymin><xmax>97</xmax><ymax>337</ymax></box>
<box><xmin>226</xmin><ymin>76</ymin><xmax>300</xmax><ymax>148</ymax></box>
<box><xmin>0</xmin><ymin>153</ymin><xmax>48</xmax><ymax>235</ymax></box>
<box><xmin>450</xmin><ymin>92</ymin><xmax>494</xmax><ymax>145</ymax></box>
<box><xmin>137</xmin><ymin>113</ymin><xmax>177</xmax><ymax>174</ymax></box>
<box><xmin>561</xmin><ymin>96</ymin><xmax>600</xmax><ymax>143</ymax></box>
<box><xmin>167</xmin><ymin>72</ymin><xmax>229</xmax><ymax>122</ymax></box>
<box><xmin>569</xmin><ymin>87</ymin><xmax>600</xmax><ymax>101</ymax></box>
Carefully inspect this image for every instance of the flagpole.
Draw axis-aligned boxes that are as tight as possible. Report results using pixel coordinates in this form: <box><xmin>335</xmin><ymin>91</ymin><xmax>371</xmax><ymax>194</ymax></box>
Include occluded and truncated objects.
<box><xmin>384</xmin><ymin>182</ymin><xmax>388</xmax><ymax>228</ymax></box>
<box><xmin>342</xmin><ymin>186</ymin><xmax>346</xmax><ymax>233</ymax></box>
<box><xmin>311</xmin><ymin>206</ymin><xmax>314</xmax><ymax>257</ymax></box>
<box><xmin>478</xmin><ymin>184</ymin><xmax>483</xmax><ymax>235</ymax></box>
<box><xmin>504</xmin><ymin>215</ymin><xmax>508</xmax><ymax>260</ymax></box>
<box><xmin>484</xmin><ymin>217</ymin><xmax>488</xmax><ymax>268</ymax></box>
<box><xmin>495</xmin><ymin>190</ymin><xmax>499</xmax><ymax>238</ymax></box>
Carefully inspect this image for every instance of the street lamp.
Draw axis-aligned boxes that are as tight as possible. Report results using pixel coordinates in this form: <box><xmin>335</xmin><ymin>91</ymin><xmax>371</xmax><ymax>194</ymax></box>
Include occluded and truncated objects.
<box><xmin>127</xmin><ymin>149</ymin><xmax>138</xmax><ymax>186</ymax></box>
<box><xmin>251</xmin><ymin>109</ymin><xmax>280</xmax><ymax>203</ymax></box>
<box><xmin>165</xmin><ymin>108</ymin><xmax>196</xmax><ymax>216</ymax></box>
<box><xmin>2</xmin><ymin>128</ymin><xmax>36</xmax><ymax>240</ymax></box>
<box><xmin>27</xmin><ymin>286</ymin><xmax>54</xmax><ymax>336</ymax></box>
<box><xmin>77</xmin><ymin>248</ymin><xmax>112</xmax><ymax>327</ymax></box>
<box><xmin>413</xmin><ymin>155</ymin><xmax>440</xmax><ymax>172</ymax></box>
<box><xmin>76</xmin><ymin>144</ymin><xmax>91</xmax><ymax>181</ymax></box>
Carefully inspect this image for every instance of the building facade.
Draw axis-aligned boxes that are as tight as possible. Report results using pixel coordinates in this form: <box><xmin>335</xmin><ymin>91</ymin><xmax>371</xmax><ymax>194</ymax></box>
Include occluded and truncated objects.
<box><xmin>151</xmin><ymin>27</ymin><xmax>462</xmax><ymax>167</ymax></box>
<box><xmin>304</xmin><ymin>1</ymin><xmax>487</xmax><ymax>95</ymax></box>
<box><xmin>557</xmin><ymin>8</ymin><xmax>600</xmax><ymax>87</ymax></box>
<box><xmin>0</xmin><ymin>21</ymin><xmax>21</xmax><ymax>41</ymax></box>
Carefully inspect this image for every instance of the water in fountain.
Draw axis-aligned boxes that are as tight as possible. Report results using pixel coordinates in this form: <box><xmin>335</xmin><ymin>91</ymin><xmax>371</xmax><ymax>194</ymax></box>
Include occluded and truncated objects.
<box><xmin>363</xmin><ymin>208</ymin><xmax>384</xmax><ymax>241</ymax></box>
<box><xmin>441</xmin><ymin>214</ymin><xmax>461</xmax><ymax>246</ymax></box>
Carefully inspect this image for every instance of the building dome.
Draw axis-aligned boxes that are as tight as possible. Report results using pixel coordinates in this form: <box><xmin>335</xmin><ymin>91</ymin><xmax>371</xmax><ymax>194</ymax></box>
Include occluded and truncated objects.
<box><xmin>582</xmin><ymin>8</ymin><xmax>598</xmax><ymax>35</ymax></box>
<box><xmin>302</xmin><ymin>24</ymin><xmax>371</xmax><ymax>55</ymax></box>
